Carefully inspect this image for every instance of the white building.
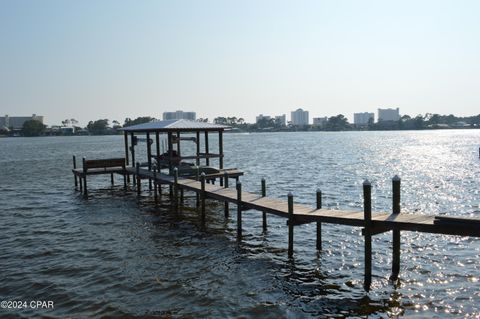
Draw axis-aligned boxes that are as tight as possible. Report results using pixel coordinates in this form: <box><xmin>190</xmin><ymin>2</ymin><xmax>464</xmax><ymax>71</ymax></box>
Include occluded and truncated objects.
<box><xmin>256</xmin><ymin>114</ymin><xmax>271</xmax><ymax>124</ymax></box>
<box><xmin>163</xmin><ymin>110</ymin><xmax>196</xmax><ymax>121</ymax></box>
<box><xmin>274</xmin><ymin>114</ymin><xmax>286</xmax><ymax>126</ymax></box>
<box><xmin>0</xmin><ymin>114</ymin><xmax>44</xmax><ymax>130</ymax></box>
<box><xmin>378</xmin><ymin>108</ymin><xmax>400</xmax><ymax>122</ymax></box>
<box><xmin>354</xmin><ymin>112</ymin><xmax>375</xmax><ymax>126</ymax></box>
<box><xmin>291</xmin><ymin>108</ymin><xmax>309</xmax><ymax>126</ymax></box>
<box><xmin>312</xmin><ymin>117</ymin><xmax>328</xmax><ymax>127</ymax></box>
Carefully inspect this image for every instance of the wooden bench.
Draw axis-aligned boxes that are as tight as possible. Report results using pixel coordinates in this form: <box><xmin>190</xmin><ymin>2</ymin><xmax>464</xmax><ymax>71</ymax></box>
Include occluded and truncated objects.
<box><xmin>72</xmin><ymin>156</ymin><xmax>128</xmax><ymax>195</ymax></box>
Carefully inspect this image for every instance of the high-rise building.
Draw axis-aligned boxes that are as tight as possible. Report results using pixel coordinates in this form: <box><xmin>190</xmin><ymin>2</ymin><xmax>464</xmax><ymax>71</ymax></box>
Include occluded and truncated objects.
<box><xmin>163</xmin><ymin>110</ymin><xmax>196</xmax><ymax>121</ymax></box>
<box><xmin>256</xmin><ymin>114</ymin><xmax>271</xmax><ymax>124</ymax></box>
<box><xmin>0</xmin><ymin>114</ymin><xmax>44</xmax><ymax>130</ymax></box>
<box><xmin>274</xmin><ymin>114</ymin><xmax>286</xmax><ymax>126</ymax></box>
<box><xmin>313</xmin><ymin>117</ymin><xmax>328</xmax><ymax>127</ymax></box>
<box><xmin>378</xmin><ymin>108</ymin><xmax>400</xmax><ymax>122</ymax></box>
<box><xmin>354</xmin><ymin>112</ymin><xmax>374</xmax><ymax>126</ymax></box>
<box><xmin>291</xmin><ymin>108</ymin><xmax>309</xmax><ymax>126</ymax></box>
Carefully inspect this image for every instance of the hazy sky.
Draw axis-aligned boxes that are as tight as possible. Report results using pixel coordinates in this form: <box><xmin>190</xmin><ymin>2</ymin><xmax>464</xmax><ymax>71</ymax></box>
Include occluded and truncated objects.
<box><xmin>1</xmin><ymin>0</ymin><xmax>479</xmax><ymax>126</ymax></box>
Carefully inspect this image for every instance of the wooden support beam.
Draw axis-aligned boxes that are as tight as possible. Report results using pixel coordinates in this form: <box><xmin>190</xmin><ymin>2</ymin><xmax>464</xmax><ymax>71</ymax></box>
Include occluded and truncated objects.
<box><xmin>82</xmin><ymin>157</ymin><xmax>88</xmax><ymax>196</ymax></box>
<box><xmin>147</xmin><ymin>132</ymin><xmax>152</xmax><ymax>190</ymax></box>
<box><xmin>237</xmin><ymin>181</ymin><xmax>242</xmax><ymax>240</ymax></box>
<box><xmin>224</xmin><ymin>171</ymin><xmax>229</xmax><ymax>217</ymax></box>
<box><xmin>204</xmin><ymin>131</ymin><xmax>210</xmax><ymax>166</ymax></box>
<box><xmin>110</xmin><ymin>173</ymin><xmax>114</xmax><ymax>186</ymax></box>
<box><xmin>168</xmin><ymin>132</ymin><xmax>173</xmax><ymax>174</ymax></box>
<box><xmin>73</xmin><ymin>155</ymin><xmax>78</xmax><ymax>189</ymax></box>
<box><xmin>201</xmin><ymin>173</ymin><xmax>206</xmax><ymax>221</ymax></box>
<box><xmin>391</xmin><ymin>175</ymin><xmax>401</xmax><ymax>281</ymax></box>
<box><xmin>363</xmin><ymin>180</ymin><xmax>372</xmax><ymax>291</ymax></box>
<box><xmin>153</xmin><ymin>167</ymin><xmax>158</xmax><ymax>205</ymax></box>
<box><xmin>219</xmin><ymin>130</ymin><xmax>223</xmax><ymax>169</ymax></box>
<box><xmin>196</xmin><ymin>131</ymin><xmax>200</xmax><ymax>166</ymax></box>
<box><xmin>136</xmin><ymin>162</ymin><xmax>141</xmax><ymax>196</ymax></box>
<box><xmin>79</xmin><ymin>174</ymin><xmax>83</xmax><ymax>194</ymax></box>
<box><xmin>124</xmin><ymin>132</ymin><xmax>129</xmax><ymax>166</ymax></box>
<box><xmin>174</xmin><ymin>167</ymin><xmax>179</xmax><ymax>211</ymax></box>
<box><xmin>262</xmin><ymin>178</ymin><xmax>267</xmax><ymax>230</ymax></box>
<box><xmin>130</xmin><ymin>132</ymin><xmax>135</xmax><ymax>167</ymax></box>
<box><xmin>316</xmin><ymin>189</ymin><xmax>322</xmax><ymax>251</ymax></box>
<box><xmin>288</xmin><ymin>192</ymin><xmax>294</xmax><ymax>258</ymax></box>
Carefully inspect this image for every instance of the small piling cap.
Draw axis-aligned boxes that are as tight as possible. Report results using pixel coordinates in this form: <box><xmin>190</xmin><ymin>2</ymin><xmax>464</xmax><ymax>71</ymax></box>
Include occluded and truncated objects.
<box><xmin>392</xmin><ymin>175</ymin><xmax>401</xmax><ymax>181</ymax></box>
<box><xmin>316</xmin><ymin>188</ymin><xmax>321</xmax><ymax>193</ymax></box>
<box><xmin>288</xmin><ymin>192</ymin><xmax>293</xmax><ymax>197</ymax></box>
<box><xmin>261</xmin><ymin>177</ymin><xmax>265</xmax><ymax>181</ymax></box>
<box><xmin>200</xmin><ymin>172</ymin><xmax>206</xmax><ymax>176</ymax></box>
<box><xmin>173</xmin><ymin>167</ymin><xmax>178</xmax><ymax>171</ymax></box>
<box><xmin>363</xmin><ymin>179</ymin><xmax>371</xmax><ymax>186</ymax></box>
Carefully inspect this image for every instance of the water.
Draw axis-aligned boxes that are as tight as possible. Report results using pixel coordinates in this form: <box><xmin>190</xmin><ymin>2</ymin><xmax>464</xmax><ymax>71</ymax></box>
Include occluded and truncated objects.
<box><xmin>0</xmin><ymin>130</ymin><xmax>479</xmax><ymax>318</ymax></box>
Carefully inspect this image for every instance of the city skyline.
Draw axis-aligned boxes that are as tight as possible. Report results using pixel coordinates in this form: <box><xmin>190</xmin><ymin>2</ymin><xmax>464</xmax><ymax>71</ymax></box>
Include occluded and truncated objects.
<box><xmin>1</xmin><ymin>1</ymin><xmax>480</xmax><ymax>126</ymax></box>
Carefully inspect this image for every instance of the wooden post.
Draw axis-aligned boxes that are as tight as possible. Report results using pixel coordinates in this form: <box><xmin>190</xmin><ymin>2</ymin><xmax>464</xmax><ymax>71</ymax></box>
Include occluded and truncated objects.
<box><xmin>153</xmin><ymin>167</ymin><xmax>158</xmax><ymax>205</ymax></box>
<box><xmin>82</xmin><ymin>157</ymin><xmax>88</xmax><ymax>195</ymax></box>
<box><xmin>261</xmin><ymin>178</ymin><xmax>267</xmax><ymax>230</ymax></box>
<box><xmin>130</xmin><ymin>132</ymin><xmax>135</xmax><ymax>167</ymax></box>
<box><xmin>173</xmin><ymin>167</ymin><xmax>179</xmax><ymax>210</ymax></box>
<box><xmin>219</xmin><ymin>130</ymin><xmax>223</xmax><ymax>169</ymax></box>
<box><xmin>167</xmin><ymin>132</ymin><xmax>173</xmax><ymax>174</ymax></box>
<box><xmin>237</xmin><ymin>181</ymin><xmax>242</xmax><ymax>239</ymax></box>
<box><xmin>316</xmin><ymin>189</ymin><xmax>322</xmax><ymax>251</ymax></box>
<box><xmin>110</xmin><ymin>173</ymin><xmax>114</xmax><ymax>186</ymax></box>
<box><xmin>155</xmin><ymin>132</ymin><xmax>160</xmax><ymax>158</ymax></box>
<box><xmin>224</xmin><ymin>171</ymin><xmax>229</xmax><ymax>217</ymax></box>
<box><xmin>73</xmin><ymin>155</ymin><xmax>78</xmax><ymax>189</ymax></box>
<box><xmin>196</xmin><ymin>131</ymin><xmax>200</xmax><ymax>166</ymax></box>
<box><xmin>147</xmin><ymin>132</ymin><xmax>152</xmax><ymax>191</ymax></box>
<box><xmin>288</xmin><ymin>192</ymin><xmax>294</xmax><ymax>258</ymax></box>
<box><xmin>79</xmin><ymin>175</ymin><xmax>83</xmax><ymax>194</ymax></box>
<box><xmin>195</xmin><ymin>166</ymin><xmax>200</xmax><ymax>208</ymax></box>
<box><xmin>124</xmin><ymin>132</ymin><xmax>129</xmax><ymax>166</ymax></box>
<box><xmin>200</xmin><ymin>172</ymin><xmax>206</xmax><ymax>221</ymax></box>
<box><xmin>136</xmin><ymin>162</ymin><xmax>141</xmax><ymax>196</ymax></box>
<box><xmin>204</xmin><ymin>131</ymin><xmax>210</xmax><ymax>166</ymax></box>
<box><xmin>363</xmin><ymin>180</ymin><xmax>372</xmax><ymax>291</ymax></box>
<box><xmin>124</xmin><ymin>132</ymin><xmax>130</xmax><ymax>183</ymax></box>
<box><xmin>391</xmin><ymin>175</ymin><xmax>401</xmax><ymax>281</ymax></box>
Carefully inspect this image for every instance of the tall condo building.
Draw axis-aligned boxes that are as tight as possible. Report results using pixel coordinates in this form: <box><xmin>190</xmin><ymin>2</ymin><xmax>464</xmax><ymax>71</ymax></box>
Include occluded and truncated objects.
<box><xmin>291</xmin><ymin>108</ymin><xmax>309</xmax><ymax>126</ymax></box>
<box><xmin>163</xmin><ymin>110</ymin><xmax>196</xmax><ymax>121</ymax></box>
<box><xmin>0</xmin><ymin>114</ymin><xmax>44</xmax><ymax>130</ymax></box>
<box><xmin>378</xmin><ymin>108</ymin><xmax>400</xmax><ymax>122</ymax></box>
<box><xmin>274</xmin><ymin>114</ymin><xmax>286</xmax><ymax>126</ymax></box>
<box><xmin>255</xmin><ymin>114</ymin><xmax>271</xmax><ymax>124</ymax></box>
<box><xmin>354</xmin><ymin>112</ymin><xmax>375</xmax><ymax>126</ymax></box>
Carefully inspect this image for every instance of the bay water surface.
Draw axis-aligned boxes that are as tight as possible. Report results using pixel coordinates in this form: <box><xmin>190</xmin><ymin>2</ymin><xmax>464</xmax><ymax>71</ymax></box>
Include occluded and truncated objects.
<box><xmin>1</xmin><ymin>130</ymin><xmax>479</xmax><ymax>318</ymax></box>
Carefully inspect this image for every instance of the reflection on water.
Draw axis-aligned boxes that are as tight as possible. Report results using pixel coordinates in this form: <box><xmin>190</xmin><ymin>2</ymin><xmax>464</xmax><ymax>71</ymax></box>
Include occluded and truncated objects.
<box><xmin>0</xmin><ymin>130</ymin><xmax>479</xmax><ymax>317</ymax></box>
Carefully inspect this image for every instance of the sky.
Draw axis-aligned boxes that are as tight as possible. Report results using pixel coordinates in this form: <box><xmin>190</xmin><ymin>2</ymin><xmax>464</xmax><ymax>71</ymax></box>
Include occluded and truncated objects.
<box><xmin>1</xmin><ymin>0</ymin><xmax>479</xmax><ymax>126</ymax></box>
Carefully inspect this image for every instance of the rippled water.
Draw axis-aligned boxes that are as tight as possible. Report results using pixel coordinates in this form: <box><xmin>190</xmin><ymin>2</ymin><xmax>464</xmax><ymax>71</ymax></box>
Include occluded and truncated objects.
<box><xmin>1</xmin><ymin>130</ymin><xmax>479</xmax><ymax>318</ymax></box>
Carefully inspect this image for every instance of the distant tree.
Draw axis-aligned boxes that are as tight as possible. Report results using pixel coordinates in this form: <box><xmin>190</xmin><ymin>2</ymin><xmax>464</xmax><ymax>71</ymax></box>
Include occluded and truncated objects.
<box><xmin>22</xmin><ymin>120</ymin><xmax>45</xmax><ymax>136</ymax></box>
<box><xmin>61</xmin><ymin>119</ymin><xmax>70</xmax><ymax>127</ymax></box>
<box><xmin>413</xmin><ymin>115</ymin><xmax>425</xmax><ymax>129</ymax></box>
<box><xmin>87</xmin><ymin>119</ymin><xmax>109</xmax><ymax>134</ymax></box>
<box><xmin>325</xmin><ymin>114</ymin><xmax>350</xmax><ymax>131</ymax></box>
<box><xmin>112</xmin><ymin>120</ymin><xmax>121</xmax><ymax>129</ymax></box>
<box><xmin>123</xmin><ymin>117</ymin><xmax>154</xmax><ymax>127</ymax></box>
<box><xmin>256</xmin><ymin>117</ymin><xmax>274</xmax><ymax>129</ymax></box>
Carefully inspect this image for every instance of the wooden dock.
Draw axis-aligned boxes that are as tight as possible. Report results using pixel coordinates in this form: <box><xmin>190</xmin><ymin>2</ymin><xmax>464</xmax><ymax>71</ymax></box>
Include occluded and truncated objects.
<box><xmin>119</xmin><ymin>166</ymin><xmax>480</xmax><ymax>290</ymax></box>
<box><xmin>70</xmin><ymin>120</ymin><xmax>480</xmax><ymax>291</ymax></box>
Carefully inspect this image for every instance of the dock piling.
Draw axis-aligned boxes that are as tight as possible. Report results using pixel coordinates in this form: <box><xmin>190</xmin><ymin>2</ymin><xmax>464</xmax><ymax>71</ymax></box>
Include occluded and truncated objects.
<box><xmin>73</xmin><ymin>155</ymin><xmax>78</xmax><ymax>189</ymax></box>
<box><xmin>82</xmin><ymin>157</ymin><xmax>88</xmax><ymax>196</ymax></box>
<box><xmin>195</xmin><ymin>166</ymin><xmax>200</xmax><ymax>207</ymax></box>
<box><xmin>391</xmin><ymin>175</ymin><xmax>401</xmax><ymax>281</ymax></box>
<box><xmin>153</xmin><ymin>167</ymin><xmax>158</xmax><ymax>205</ymax></box>
<box><xmin>261</xmin><ymin>178</ymin><xmax>267</xmax><ymax>230</ymax></box>
<box><xmin>200</xmin><ymin>172</ymin><xmax>206</xmax><ymax>221</ymax></box>
<box><xmin>316</xmin><ymin>189</ymin><xmax>322</xmax><ymax>251</ymax></box>
<box><xmin>288</xmin><ymin>192</ymin><xmax>294</xmax><ymax>257</ymax></box>
<box><xmin>237</xmin><ymin>181</ymin><xmax>242</xmax><ymax>239</ymax></box>
<box><xmin>136</xmin><ymin>162</ymin><xmax>141</xmax><ymax>196</ymax></box>
<box><xmin>363</xmin><ymin>180</ymin><xmax>372</xmax><ymax>291</ymax></box>
<box><xmin>174</xmin><ymin>167</ymin><xmax>179</xmax><ymax>209</ymax></box>
<box><xmin>111</xmin><ymin>173</ymin><xmax>114</xmax><ymax>186</ymax></box>
<box><xmin>224</xmin><ymin>171</ymin><xmax>229</xmax><ymax>217</ymax></box>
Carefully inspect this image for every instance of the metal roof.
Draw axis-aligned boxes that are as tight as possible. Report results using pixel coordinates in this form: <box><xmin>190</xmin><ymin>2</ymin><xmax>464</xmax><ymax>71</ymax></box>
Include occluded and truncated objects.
<box><xmin>120</xmin><ymin>119</ymin><xmax>230</xmax><ymax>132</ymax></box>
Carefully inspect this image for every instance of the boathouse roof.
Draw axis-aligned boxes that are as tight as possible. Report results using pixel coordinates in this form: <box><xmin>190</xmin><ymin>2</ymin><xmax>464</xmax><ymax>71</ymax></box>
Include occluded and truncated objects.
<box><xmin>120</xmin><ymin>119</ymin><xmax>230</xmax><ymax>132</ymax></box>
